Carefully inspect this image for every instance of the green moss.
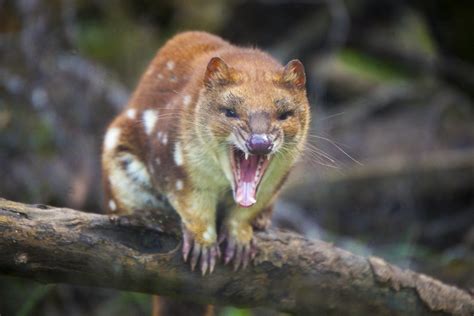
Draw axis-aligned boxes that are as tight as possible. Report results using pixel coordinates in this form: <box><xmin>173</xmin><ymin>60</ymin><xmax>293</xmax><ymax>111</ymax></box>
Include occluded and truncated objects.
<box><xmin>220</xmin><ymin>307</ymin><xmax>253</xmax><ymax>316</ymax></box>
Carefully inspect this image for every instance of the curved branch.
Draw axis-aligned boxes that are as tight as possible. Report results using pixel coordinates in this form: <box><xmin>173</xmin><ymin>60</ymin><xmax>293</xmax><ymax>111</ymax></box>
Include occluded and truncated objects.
<box><xmin>0</xmin><ymin>198</ymin><xmax>472</xmax><ymax>315</ymax></box>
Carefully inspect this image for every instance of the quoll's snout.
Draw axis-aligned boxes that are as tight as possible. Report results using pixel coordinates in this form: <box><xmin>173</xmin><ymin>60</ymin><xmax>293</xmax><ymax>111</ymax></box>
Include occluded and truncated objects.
<box><xmin>246</xmin><ymin>134</ymin><xmax>273</xmax><ymax>155</ymax></box>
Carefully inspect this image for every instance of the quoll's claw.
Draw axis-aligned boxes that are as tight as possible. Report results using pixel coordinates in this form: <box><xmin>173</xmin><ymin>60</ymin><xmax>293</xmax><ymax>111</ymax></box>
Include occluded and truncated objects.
<box><xmin>201</xmin><ymin>247</ymin><xmax>209</xmax><ymax>275</ymax></box>
<box><xmin>200</xmin><ymin>244</ymin><xmax>221</xmax><ymax>275</ymax></box>
<box><xmin>182</xmin><ymin>226</ymin><xmax>193</xmax><ymax>262</ymax></box>
<box><xmin>242</xmin><ymin>244</ymin><xmax>251</xmax><ymax>269</ymax></box>
<box><xmin>209</xmin><ymin>245</ymin><xmax>220</xmax><ymax>274</ymax></box>
<box><xmin>181</xmin><ymin>225</ymin><xmax>220</xmax><ymax>275</ymax></box>
<box><xmin>250</xmin><ymin>238</ymin><xmax>257</xmax><ymax>260</ymax></box>
<box><xmin>190</xmin><ymin>243</ymin><xmax>201</xmax><ymax>271</ymax></box>
<box><xmin>233</xmin><ymin>244</ymin><xmax>243</xmax><ymax>271</ymax></box>
<box><xmin>224</xmin><ymin>237</ymin><xmax>236</xmax><ymax>265</ymax></box>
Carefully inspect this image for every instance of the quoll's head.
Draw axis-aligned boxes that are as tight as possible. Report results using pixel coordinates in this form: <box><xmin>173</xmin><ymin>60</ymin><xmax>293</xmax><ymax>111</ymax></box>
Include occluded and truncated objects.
<box><xmin>196</xmin><ymin>55</ymin><xmax>310</xmax><ymax>208</ymax></box>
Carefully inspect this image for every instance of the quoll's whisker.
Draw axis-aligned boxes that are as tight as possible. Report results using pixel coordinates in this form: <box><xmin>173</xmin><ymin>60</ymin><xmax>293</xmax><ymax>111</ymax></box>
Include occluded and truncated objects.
<box><xmin>304</xmin><ymin>144</ymin><xmax>337</xmax><ymax>163</ymax></box>
<box><xmin>307</xmin><ymin>134</ymin><xmax>362</xmax><ymax>165</ymax></box>
<box><xmin>316</xmin><ymin>111</ymin><xmax>346</xmax><ymax>121</ymax></box>
<box><xmin>277</xmin><ymin>139</ymin><xmax>343</xmax><ymax>169</ymax></box>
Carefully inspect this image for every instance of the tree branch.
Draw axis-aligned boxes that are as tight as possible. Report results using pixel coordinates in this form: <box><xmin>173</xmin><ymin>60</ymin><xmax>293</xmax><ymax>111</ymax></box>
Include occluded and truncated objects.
<box><xmin>0</xmin><ymin>198</ymin><xmax>472</xmax><ymax>315</ymax></box>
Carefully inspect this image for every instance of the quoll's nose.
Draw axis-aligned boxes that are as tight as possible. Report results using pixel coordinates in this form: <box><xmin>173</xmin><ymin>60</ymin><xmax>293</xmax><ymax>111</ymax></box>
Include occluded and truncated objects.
<box><xmin>246</xmin><ymin>134</ymin><xmax>273</xmax><ymax>155</ymax></box>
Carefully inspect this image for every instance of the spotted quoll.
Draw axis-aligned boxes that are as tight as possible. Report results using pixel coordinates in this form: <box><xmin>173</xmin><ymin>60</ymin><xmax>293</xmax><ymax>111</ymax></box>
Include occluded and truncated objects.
<box><xmin>102</xmin><ymin>31</ymin><xmax>310</xmax><ymax>274</ymax></box>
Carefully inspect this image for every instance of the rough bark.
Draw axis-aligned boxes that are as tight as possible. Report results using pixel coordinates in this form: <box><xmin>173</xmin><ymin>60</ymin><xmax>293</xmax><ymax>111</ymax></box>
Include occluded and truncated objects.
<box><xmin>0</xmin><ymin>198</ymin><xmax>472</xmax><ymax>315</ymax></box>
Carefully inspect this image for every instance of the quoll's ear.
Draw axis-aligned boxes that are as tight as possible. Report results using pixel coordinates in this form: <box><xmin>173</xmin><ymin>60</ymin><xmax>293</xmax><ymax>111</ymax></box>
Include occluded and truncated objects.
<box><xmin>204</xmin><ymin>57</ymin><xmax>234</xmax><ymax>88</ymax></box>
<box><xmin>281</xmin><ymin>59</ymin><xmax>306</xmax><ymax>90</ymax></box>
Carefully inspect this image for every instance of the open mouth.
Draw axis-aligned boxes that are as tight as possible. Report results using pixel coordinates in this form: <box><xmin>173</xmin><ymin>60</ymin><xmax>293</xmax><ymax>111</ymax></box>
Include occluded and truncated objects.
<box><xmin>230</xmin><ymin>147</ymin><xmax>271</xmax><ymax>208</ymax></box>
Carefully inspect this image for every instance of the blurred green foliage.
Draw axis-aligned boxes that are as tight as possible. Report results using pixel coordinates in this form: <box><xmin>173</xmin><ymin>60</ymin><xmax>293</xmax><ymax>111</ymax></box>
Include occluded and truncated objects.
<box><xmin>17</xmin><ymin>285</ymin><xmax>54</xmax><ymax>316</ymax></box>
<box><xmin>220</xmin><ymin>306</ymin><xmax>253</xmax><ymax>316</ymax></box>
<box><xmin>76</xmin><ymin>6</ymin><xmax>162</xmax><ymax>86</ymax></box>
<box><xmin>338</xmin><ymin>49</ymin><xmax>410</xmax><ymax>82</ymax></box>
<box><xmin>93</xmin><ymin>292</ymin><xmax>150</xmax><ymax>316</ymax></box>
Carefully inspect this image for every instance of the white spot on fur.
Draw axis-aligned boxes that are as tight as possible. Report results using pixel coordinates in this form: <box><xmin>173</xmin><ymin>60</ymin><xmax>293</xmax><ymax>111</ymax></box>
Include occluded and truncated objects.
<box><xmin>126</xmin><ymin>109</ymin><xmax>136</xmax><ymax>119</ymax></box>
<box><xmin>157</xmin><ymin>131</ymin><xmax>168</xmax><ymax>145</ymax></box>
<box><xmin>176</xmin><ymin>179</ymin><xmax>183</xmax><ymax>191</ymax></box>
<box><xmin>183</xmin><ymin>95</ymin><xmax>191</xmax><ymax>107</ymax></box>
<box><xmin>203</xmin><ymin>227</ymin><xmax>215</xmax><ymax>242</ymax></box>
<box><xmin>155</xmin><ymin>158</ymin><xmax>161</xmax><ymax>165</ymax></box>
<box><xmin>108</xmin><ymin>200</ymin><xmax>117</xmax><ymax>212</ymax></box>
<box><xmin>174</xmin><ymin>142</ymin><xmax>183</xmax><ymax>166</ymax></box>
<box><xmin>157</xmin><ymin>73</ymin><xmax>164</xmax><ymax>80</ymax></box>
<box><xmin>108</xmin><ymin>153</ymin><xmax>159</xmax><ymax>211</ymax></box>
<box><xmin>104</xmin><ymin>128</ymin><xmax>121</xmax><ymax>151</ymax></box>
<box><xmin>143</xmin><ymin>110</ymin><xmax>158</xmax><ymax>135</ymax></box>
<box><xmin>166</xmin><ymin>60</ymin><xmax>175</xmax><ymax>70</ymax></box>
<box><xmin>123</xmin><ymin>154</ymin><xmax>152</xmax><ymax>186</ymax></box>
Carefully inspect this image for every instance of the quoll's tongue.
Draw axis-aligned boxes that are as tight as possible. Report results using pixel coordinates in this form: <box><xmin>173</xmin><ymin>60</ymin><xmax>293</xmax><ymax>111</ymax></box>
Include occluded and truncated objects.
<box><xmin>235</xmin><ymin>155</ymin><xmax>259</xmax><ymax>207</ymax></box>
<box><xmin>235</xmin><ymin>182</ymin><xmax>256</xmax><ymax>207</ymax></box>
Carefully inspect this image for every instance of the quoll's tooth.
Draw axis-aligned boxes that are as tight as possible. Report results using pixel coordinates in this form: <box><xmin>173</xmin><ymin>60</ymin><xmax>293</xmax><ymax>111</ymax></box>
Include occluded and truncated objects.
<box><xmin>245</xmin><ymin>152</ymin><xmax>249</xmax><ymax>160</ymax></box>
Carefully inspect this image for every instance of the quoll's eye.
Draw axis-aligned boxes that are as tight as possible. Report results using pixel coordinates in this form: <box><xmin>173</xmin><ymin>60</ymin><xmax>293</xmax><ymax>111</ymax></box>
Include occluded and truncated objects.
<box><xmin>223</xmin><ymin>108</ymin><xmax>238</xmax><ymax>118</ymax></box>
<box><xmin>278</xmin><ymin>110</ymin><xmax>294</xmax><ymax>121</ymax></box>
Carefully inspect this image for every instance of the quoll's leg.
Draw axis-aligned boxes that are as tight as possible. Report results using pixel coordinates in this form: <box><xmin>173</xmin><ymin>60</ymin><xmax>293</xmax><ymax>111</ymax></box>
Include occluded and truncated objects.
<box><xmin>181</xmin><ymin>223</ymin><xmax>220</xmax><ymax>275</ymax></box>
<box><xmin>169</xmin><ymin>190</ymin><xmax>220</xmax><ymax>275</ymax></box>
<box><xmin>220</xmin><ymin>206</ymin><xmax>263</xmax><ymax>271</ymax></box>
<box><xmin>219</xmin><ymin>205</ymin><xmax>274</xmax><ymax>269</ymax></box>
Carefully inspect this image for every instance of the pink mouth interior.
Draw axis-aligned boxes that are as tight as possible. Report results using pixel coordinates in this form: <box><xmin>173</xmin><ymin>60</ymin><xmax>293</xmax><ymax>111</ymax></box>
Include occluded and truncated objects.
<box><xmin>231</xmin><ymin>147</ymin><xmax>271</xmax><ymax>208</ymax></box>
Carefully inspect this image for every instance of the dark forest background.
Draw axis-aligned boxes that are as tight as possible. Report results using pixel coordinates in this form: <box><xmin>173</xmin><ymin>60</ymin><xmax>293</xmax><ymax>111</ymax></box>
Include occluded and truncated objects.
<box><xmin>0</xmin><ymin>0</ymin><xmax>473</xmax><ymax>315</ymax></box>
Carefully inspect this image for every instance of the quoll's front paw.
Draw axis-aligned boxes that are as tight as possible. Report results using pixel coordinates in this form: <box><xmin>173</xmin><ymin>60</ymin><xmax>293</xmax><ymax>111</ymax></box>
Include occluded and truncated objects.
<box><xmin>219</xmin><ymin>222</ymin><xmax>257</xmax><ymax>271</ymax></box>
<box><xmin>182</xmin><ymin>224</ymin><xmax>220</xmax><ymax>275</ymax></box>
